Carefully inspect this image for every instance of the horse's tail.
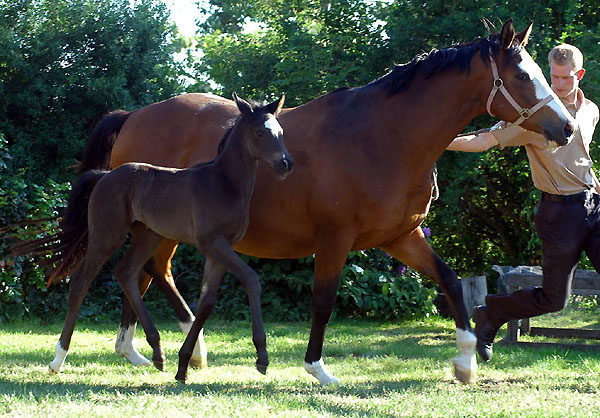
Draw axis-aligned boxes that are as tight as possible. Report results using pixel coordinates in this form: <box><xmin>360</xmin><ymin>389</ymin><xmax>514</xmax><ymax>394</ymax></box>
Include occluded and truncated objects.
<box><xmin>12</xmin><ymin>170</ymin><xmax>108</xmax><ymax>287</ymax></box>
<box><xmin>78</xmin><ymin>109</ymin><xmax>130</xmax><ymax>173</ymax></box>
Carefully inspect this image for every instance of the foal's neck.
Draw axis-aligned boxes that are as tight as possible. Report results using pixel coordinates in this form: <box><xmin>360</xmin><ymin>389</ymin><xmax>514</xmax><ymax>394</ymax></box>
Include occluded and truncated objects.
<box><xmin>213</xmin><ymin>121</ymin><xmax>258</xmax><ymax>198</ymax></box>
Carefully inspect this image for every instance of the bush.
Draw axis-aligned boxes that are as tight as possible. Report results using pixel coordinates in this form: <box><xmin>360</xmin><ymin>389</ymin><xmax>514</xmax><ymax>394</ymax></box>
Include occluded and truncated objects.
<box><xmin>0</xmin><ymin>134</ymin><xmax>70</xmax><ymax>321</ymax></box>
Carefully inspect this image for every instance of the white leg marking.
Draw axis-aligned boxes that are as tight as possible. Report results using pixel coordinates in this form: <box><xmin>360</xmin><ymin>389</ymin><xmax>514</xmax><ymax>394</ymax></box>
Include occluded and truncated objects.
<box><xmin>304</xmin><ymin>358</ymin><xmax>340</xmax><ymax>385</ymax></box>
<box><xmin>179</xmin><ymin>319</ymin><xmax>208</xmax><ymax>368</ymax></box>
<box><xmin>453</xmin><ymin>328</ymin><xmax>477</xmax><ymax>384</ymax></box>
<box><xmin>48</xmin><ymin>341</ymin><xmax>68</xmax><ymax>374</ymax></box>
<box><xmin>115</xmin><ymin>324</ymin><xmax>151</xmax><ymax>367</ymax></box>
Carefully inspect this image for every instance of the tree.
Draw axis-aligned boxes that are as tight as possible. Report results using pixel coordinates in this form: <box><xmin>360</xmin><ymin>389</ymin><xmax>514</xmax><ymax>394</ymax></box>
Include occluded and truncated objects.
<box><xmin>0</xmin><ymin>0</ymin><xmax>186</xmax><ymax>183</ymax></box>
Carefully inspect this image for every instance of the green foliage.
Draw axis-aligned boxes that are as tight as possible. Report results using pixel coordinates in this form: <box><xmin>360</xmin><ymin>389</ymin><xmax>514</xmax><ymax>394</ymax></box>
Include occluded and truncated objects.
<box><xmin>0</xmin><ymin>134</ymin><xmax>69</xmax><ymax>321</ymax></box>
<box><xmin>0</xmin><ymin>0</ymin><xmax>186</xmax><ymax>183</ymax></box>
<box><xmin>338</xmin><ymin>250</ymin><xmax>437</xmax><ymax>320</ymax></box>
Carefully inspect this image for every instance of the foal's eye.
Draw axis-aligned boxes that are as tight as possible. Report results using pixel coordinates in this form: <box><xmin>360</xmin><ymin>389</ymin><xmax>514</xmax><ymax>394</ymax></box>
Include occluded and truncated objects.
<box><xmin>517</xmin><ymin>72</ymin><xmax>530</xmax><ymax>81</ymax></box>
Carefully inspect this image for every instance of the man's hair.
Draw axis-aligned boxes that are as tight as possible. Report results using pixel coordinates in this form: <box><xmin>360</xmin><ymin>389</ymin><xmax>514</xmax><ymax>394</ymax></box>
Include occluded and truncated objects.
<box><xmin>548</xmin><ymin>44</ymin><xmax>584</xmax><ymax>71</ymax></box>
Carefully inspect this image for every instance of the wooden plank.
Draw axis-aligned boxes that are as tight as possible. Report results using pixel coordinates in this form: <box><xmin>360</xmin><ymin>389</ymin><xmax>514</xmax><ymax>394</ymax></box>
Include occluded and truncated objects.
<box><xmin>529</xmin><ymin>327</ymin><xmax>600</xmax><ymax>340</ymax></box>
<box><xmin>500</xmin><ymin>341</ymin><xmax>600</xmax><ymax>351</ymax></box>
<box><xmin>506</xmin><ymin>270</ymin><xmax>600</xmax><ymax>293</ymax></box>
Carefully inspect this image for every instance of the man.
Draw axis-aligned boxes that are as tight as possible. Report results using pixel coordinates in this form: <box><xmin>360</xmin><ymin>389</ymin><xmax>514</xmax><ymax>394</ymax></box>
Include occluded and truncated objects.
<box><xmin>447</xmin><ymin>44</ymin><xmax>600</xmax><ymax>361</ymax></box>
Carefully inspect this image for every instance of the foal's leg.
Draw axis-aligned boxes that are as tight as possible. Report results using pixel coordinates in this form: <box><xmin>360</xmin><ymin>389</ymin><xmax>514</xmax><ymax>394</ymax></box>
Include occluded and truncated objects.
<box><xmin>113</xmin><ymin>226</ymin><xmax>166</xmax><ymax>370</ymax></box>
<box><xmin>49</xmin><ymin>249</ymin><xmax>118</xmax><ymax>374</ymax></box>
<box><xmin>303</xmin><ymin>229</ymin><xmax>355</xmax><ymax>385</ymax></box>
<box><xmin>177</xmin><ymin>239</ymin><xmax>268</xmax><ymax>383</ymax></box>
<box><xmin>382</xmin><ymin>227</ymin><xmax>477</xmax><ymax>384</ymax></box>
<box><xmin>176</xmin><ymin>257</ymin><xmax>225</xmax><ymax>382</ymax></box>
<box><xmin>116</xmin><ymin>239</ymin><xmax>207</xmax><ymax>368</ymax></box>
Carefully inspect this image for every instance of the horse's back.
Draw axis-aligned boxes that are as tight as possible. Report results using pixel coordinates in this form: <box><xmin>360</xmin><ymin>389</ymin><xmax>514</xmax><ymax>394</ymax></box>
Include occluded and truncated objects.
<box><xmin>111</xmin><ymin>93</ymin><xmax>238</xmax><ymax>170</ymax></box>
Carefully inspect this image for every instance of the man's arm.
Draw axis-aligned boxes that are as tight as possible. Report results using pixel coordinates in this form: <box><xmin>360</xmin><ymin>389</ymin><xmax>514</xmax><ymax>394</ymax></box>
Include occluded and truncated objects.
<box><xmin>446</xmin><ymin>132</ymin><xmax>499</xmax><ymax>152</ymax></box>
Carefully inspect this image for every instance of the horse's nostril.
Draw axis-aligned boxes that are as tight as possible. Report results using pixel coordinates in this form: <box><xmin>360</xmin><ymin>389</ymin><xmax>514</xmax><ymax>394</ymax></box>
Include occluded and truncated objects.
<box><xmin>565</xmin><ymin>121</ymin><xmax>576</xmax><ymax>139</ymax></box>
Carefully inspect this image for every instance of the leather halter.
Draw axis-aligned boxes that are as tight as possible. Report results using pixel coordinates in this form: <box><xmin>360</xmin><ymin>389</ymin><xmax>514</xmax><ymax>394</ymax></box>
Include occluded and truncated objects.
<box><xmin>486</xmin><ymin>53</ymin><xmax>554</xmax><ymax>126</ymax></box>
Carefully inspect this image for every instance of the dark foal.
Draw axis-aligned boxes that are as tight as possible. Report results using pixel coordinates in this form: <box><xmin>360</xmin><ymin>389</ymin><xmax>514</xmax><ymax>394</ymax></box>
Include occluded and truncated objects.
<box><xmin>46</xmin><ymin>94</ymin><xmax>292</xmax><ymax>382</ymax></box>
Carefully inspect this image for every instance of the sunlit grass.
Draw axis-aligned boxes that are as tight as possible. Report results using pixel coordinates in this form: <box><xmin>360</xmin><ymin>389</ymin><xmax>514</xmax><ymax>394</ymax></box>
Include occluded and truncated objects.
<box><xmin>1</xmin><ymin>316</ymin><xmax>599</xmax><ymax>417</ymax></box>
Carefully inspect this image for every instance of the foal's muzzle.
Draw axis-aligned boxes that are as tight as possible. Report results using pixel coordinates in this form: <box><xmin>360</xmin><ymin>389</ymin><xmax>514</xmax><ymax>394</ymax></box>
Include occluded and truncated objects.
<box><xmin>274</xmin><ymin>155</ymin><xmax>294</xmax><ymax>179</ymax></box>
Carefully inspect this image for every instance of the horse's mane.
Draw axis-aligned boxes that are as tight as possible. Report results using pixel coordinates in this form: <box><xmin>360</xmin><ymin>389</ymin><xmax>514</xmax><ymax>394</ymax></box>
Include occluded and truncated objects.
<box><xmin>370</xmin><ymin>29</ymin><xmax>523</xmax><ymax>96</ymax></box>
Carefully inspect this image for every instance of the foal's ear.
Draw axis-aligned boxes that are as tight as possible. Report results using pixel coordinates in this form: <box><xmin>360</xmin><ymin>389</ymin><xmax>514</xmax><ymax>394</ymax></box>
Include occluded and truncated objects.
<box><xmin>500</xmin><ymin>18</ymin><xmax>516</xmax><ymax>50</ymax></box>
<box><xmin>266</xmin><ymin>93</ymin><xmax>285</xmax><ymax>116</ymax></box>
<box><xmin>233</xmin><ymin>92</ymin><xmax>253</xmax><ymax>117</ymax></box>
<box><xmin>515</xmin><ymin>21</ymin><xmax>533</xmax><ymax>47</ymax></box>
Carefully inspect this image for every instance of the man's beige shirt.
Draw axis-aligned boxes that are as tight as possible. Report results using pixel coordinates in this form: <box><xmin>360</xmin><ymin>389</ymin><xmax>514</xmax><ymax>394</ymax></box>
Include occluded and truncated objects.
<box><xmin>492</xmin><ymin>89</ymin><xmax>600</xmax><ymax>195</ymax></box>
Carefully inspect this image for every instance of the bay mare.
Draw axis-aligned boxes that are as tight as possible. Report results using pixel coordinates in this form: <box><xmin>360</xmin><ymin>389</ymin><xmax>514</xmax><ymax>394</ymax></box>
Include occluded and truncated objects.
<box><xmin>38</xmin><ymin>94</ymin><xmax>292</xmax><ymax>382</ymax></box>
<box><xmin>67</xmin><ymin>20</ymin><xmax>575</xmax><ymax>384</ymax></box>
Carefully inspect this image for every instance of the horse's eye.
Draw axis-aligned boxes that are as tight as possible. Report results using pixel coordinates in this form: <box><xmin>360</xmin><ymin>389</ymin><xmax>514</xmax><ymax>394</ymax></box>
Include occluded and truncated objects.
<box><xmin>517</xmin><ymin>72</ymin><xmax>530</xmax><ymax>81</ymax></box>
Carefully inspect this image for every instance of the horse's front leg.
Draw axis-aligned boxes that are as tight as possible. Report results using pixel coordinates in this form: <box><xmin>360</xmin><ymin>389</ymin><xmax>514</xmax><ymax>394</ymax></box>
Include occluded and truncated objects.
<box><xmin>304</xmin><ymin>228</ymin><xmax>355</xmax><ymax>385</ymax></box>
<box><xmin>176</xmin><ymin>257</ymin><xmax>226</xmax><ymax>382</ymax></box>
<box><xmin>204</xmin><ymin>240</ymin><xmax>268</xmax><ymax>374</ymax></box>
<box><xmin>382</xmin><ymin>227</ymin><xmax>477</xmax><ymax>384</ymax></box>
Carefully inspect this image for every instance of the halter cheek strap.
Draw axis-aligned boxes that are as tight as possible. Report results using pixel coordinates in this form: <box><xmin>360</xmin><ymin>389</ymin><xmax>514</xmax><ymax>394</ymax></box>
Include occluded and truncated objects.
<box><xmin>487</xmin><ymin>54</ymin><xmax>554</xmax><ymax>127</ymax></box>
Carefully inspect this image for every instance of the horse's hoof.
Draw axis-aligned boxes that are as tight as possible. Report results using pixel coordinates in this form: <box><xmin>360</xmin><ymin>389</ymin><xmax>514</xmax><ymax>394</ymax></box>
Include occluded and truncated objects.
<box><xmin>453</xmin><ymin>358</ymin><xmax>476</xmax><ymax>384</ymax></box>
<box><xmin>256</xmin><ymin>363</ymin><xmax>268</xmax><ymax>375</ymax></box>
<box><xmin>153</xmin><ymin>360</ymin><xmax>165</xmax><ymax>371</ymax></box>
<box><xmin>175</xmin><ymin>371</ymin><xmax>187</xmax><ymax>383</ymax></box>
<box><xmin>48</xmin><ymin>366</ymin><xmax>59</xmax><ymax>375</ymax></box>
<box><xmin>189</xmin><ymin>357</ymin><xmax>207</xmax><ymax>369</ymax></box>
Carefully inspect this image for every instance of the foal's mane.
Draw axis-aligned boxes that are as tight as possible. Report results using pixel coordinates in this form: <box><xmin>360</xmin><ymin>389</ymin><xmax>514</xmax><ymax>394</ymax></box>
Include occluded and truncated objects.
<box><xmin>370</xmin><ymin>28</ymin><xmax>523</xmax><ymax>96</ymax></box>
<box><xmin>216</xmin><ymin>98</ymin><xmax>264</xmax><ymax>155</ymax></box>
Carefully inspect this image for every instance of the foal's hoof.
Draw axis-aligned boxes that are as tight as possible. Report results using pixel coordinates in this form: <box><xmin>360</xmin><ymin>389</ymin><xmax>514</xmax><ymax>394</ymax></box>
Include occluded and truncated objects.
<box><xmin>256</xmin><ymin>363</ymin><xmax>268</xmax><ymax>375</ymax></box>
<box><xmin>153</xmin><ymin>360</ymin><xmax>165</xmax><ymax>371</ymax></box>
<box><xmin>48</xmin><ymin>366</ymin><xmax>59</xmax><ymax>375</ymax></box>
<box><xmin>175</xmin><ymin>371</ymin><xmax>187</xmax><ymax>384</ymax></box>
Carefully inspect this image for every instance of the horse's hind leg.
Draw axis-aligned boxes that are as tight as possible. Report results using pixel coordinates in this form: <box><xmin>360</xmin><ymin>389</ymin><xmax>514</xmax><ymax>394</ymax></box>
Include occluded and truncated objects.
<box><xmin>116</xmin><ymin>240</ymin><xmax>207</xmax><ymax>368</ymax></box>
<box><xmin>176</xmin><ymin>257</ymin><xmax>225</xmax><ymax>383</ymax></box>
<box><xmin>145</xmin><ymin>241</ymin><xmax>207</xmax><ymax>368</ymax></box>
<box><xmin>50</xmin><ymin>249</ymin><xmax>116</xmax><ymax>374</ymax></box>
<box><xmin>382</xmin><ymin>227</ymin><xmax>477</xmax><ymax>384</ymax></box>
<box><xmin>113</xmin><ymin>225</ymin><xmax>165</xmax><ymax>371</ymax></box>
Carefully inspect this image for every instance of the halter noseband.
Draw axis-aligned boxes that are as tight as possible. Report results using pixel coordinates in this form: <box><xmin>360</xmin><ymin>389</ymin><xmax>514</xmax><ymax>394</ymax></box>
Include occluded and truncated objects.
<box><xmin>486</xmin><ymin>52</ymin><xmax>554</xmax><ymax>126</ymax></box>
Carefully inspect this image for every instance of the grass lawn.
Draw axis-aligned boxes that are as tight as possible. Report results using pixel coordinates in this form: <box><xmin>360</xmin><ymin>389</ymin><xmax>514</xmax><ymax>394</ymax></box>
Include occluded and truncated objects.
<box><xmin>1</xmin><ymin>314</ymin><xmax>599</xmax><ymax>418</ymax></box>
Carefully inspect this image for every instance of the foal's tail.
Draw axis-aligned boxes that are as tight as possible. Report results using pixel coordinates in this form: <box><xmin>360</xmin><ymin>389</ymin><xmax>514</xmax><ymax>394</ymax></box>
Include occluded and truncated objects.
<box><xmin>78</xmin><ymin>109</ymin><xmax>130</xmax><ymax>173</ymax></box>
<box><xmin>12</xmin><ymin>170</ymin><xmax>108</xmax><ymax>287</ymax></box>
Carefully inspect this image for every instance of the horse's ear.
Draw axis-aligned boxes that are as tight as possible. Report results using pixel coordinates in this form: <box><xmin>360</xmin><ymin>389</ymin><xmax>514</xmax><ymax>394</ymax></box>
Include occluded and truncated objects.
<box><xmin>266</xmin><ymin>93</ymin><xmax>285</xmax><ymax>116</ymax></box>
<box><xmin>233</xmin><ymin>92</ymin><xmax>253</xmax><ymax>117</ymax></box>
<box><xmin>515</xmin><ymin>21</ymin><xmax>533</xmax><ymax>47</ymax></box>
<box><xmin>500</xmin><ymin>18</ymin><xmax>516</xmax><ymax>50</ymax></box>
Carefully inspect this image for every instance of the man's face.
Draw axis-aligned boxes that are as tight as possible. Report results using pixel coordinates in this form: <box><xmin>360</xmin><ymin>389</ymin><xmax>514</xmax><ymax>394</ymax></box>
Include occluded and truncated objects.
<box><xmin>550</xmin><ymin>61</ymin><xmax>584</xmax><ymax>102</ymax></box>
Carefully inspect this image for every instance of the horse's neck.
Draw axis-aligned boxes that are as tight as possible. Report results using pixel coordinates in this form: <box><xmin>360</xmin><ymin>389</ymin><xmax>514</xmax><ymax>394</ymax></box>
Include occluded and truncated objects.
<box><xmin>214</xmin><ymin>124</ymin><xmax>258</xmax><ymax>200</ymax></box>
<box><xmin>382</xmin><ymin>61</ymin><xmax>488</xmax><ymax>167</ymax></box>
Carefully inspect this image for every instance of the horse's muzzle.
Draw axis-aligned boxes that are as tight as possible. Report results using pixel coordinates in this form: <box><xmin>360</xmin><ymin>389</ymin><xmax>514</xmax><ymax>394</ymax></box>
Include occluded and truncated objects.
<box><xmin>274</xmin><ymin>155</ymin><xmax>294</xmax><ymax>179</ymax></box>
<box><xmin>545</xmin><ymin>119</ymin><xmax>577</xmax><ymax>147</ymax></box>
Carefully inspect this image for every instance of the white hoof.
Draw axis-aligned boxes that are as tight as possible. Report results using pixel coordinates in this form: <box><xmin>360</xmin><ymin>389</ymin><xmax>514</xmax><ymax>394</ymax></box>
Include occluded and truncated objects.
<box><xmin>49</xmin><ymin>342</ymin><xmax>67</xmax><ymax>374</ymax></box>
<box><xmin>115</xmin><ymin>324</ymin><xmax>152</xmax><ymax>367</ymax></box>
<box><xmin>180</xmin><ymin>321</ymin><xmax>208</xmax><ymax>369</ymax></box>
<box><xmin>454</xmin><ymin>328</ymin><xmax>477</xmax><ymax>384</ymax></box>
<box><xmin>304</xmin><ymin>358</ymin><xmax>340</xmax><ymax>385</ymax></box>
